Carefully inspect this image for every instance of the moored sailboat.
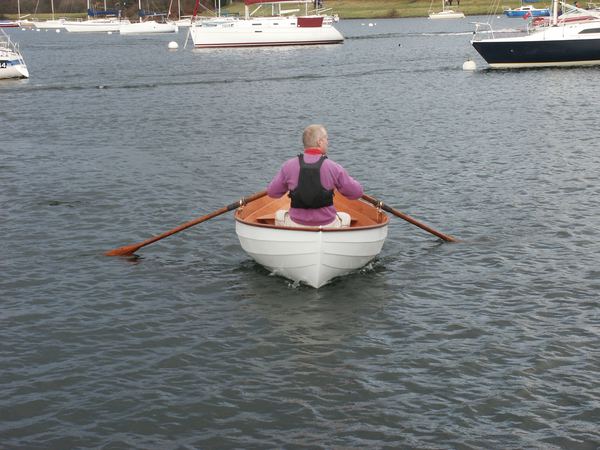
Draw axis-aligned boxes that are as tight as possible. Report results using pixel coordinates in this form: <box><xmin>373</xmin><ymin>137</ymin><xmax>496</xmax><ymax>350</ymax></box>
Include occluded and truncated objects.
<box><xmin>428</xmin><ymin>0</ymin><xmax>465</xmax><ymax>19</ymax></box>
<box><xmin>64</xmin><ymin>0</ymin><xmax>129</xmax><ymax>32</ymax></box>
<box><xmin>472</xmin><ymin>0</ymin><xmax>600</xmax><ymax>68</ymax></box>
<box><xmin>189</xmin><ymin>0</ymin><xmax>343</xmax><ymax>48</ymax></box>
<box><xmin>0</xmin><ymin>28</ymin><xmax>29</xmax><ymax>79</ymax></box>
<box><xmin>31</xmin><ymin>0</ymin><xmax>66</xmax><ymax>29</ymax></box>
<box><xmin>119</xmin><ymin>0</ymin><xmax>178</xmax><ymax>34</ymax></box>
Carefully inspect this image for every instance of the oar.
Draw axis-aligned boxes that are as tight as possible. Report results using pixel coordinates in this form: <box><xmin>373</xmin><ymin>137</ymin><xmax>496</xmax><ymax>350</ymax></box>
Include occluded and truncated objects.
<box><xmin>105</xmin><ymin>190</ymin><xmax>268</xmax><ymax>257</ymax></box>
<box><xmin>362</xmin><ymin>193</ymin><xmax>459</xmax><ymax>243</ymax></box>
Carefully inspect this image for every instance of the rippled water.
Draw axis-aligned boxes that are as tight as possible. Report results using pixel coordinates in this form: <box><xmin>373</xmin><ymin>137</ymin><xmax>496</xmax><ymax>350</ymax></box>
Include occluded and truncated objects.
<box><xmin>2</xmin><ymin>17</ymin><xmax>599</xmax><ymax>449</ymax></box>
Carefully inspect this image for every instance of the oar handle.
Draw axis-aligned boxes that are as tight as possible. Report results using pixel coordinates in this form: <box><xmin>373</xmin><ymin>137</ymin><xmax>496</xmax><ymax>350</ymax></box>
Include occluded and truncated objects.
<box><xmin>362</xmin><ymin>194</ymin><xmax>458</xmax><ymax>243</ymax></box>
<box><xmin>105</xmin><ymin>190</ymin><xmax>268</xmax><ymax>256</ymax></box>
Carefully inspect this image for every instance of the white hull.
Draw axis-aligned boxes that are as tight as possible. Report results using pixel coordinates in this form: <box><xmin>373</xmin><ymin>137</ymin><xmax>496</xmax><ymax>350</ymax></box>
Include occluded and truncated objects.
<box><xmin>120</xmin><ymin>21</ymin><xmax>178</xmax><ymax>34</ymax></box>
<box><xmin>234</xmin><ymin>194</ymin><xmax>389</xmax><ymax>288</ymax></box>
<box><xmin>0</xmin><ymin>31</ymin><xmax>29</xmax><ymax>79</ymax></box>
<box><xmin>17</xmin><ymin>20</ymin><xmax>36</xmax><ymax>28</ymax></box>
<box><xmin>168</xmin><ymin>17</ymin><xmax>198</xmax><ymax>27</ymax></box>
<box><xmin>0</xmin><ymin>61</ymin><xmax>29</xmax><ymax>79</ymax></box>
<box><xmin>236</xmin><ymin>221</ymin><xmax>387</xmax><ymax>288</ymax></box>
<box><xmin>429</xmin><ymin>10</ymin><xmax>465</xmax><ymax>19</ymax></box>
<box><xmin>190</xmin><ymin>16</ymin><xmax>343</xmax><ymax>48</ymax></box>
<box><xmin>32</xmin><ymin>19</ymin><xmax>67</xmax><ymax>29</ymax></box>
<box><xmin>65</xmin><ymin>19</ymin><xmax>130</xmax><ymax>33</ymax></box>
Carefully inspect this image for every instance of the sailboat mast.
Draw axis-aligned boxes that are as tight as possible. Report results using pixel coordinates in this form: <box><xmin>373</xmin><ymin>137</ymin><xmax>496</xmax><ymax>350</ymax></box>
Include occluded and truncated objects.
<box><xmin>552</xmin><ymin>0</ymin><xmax>559</xmax><ymax>25</ymax></box>
<box><xmin>51</xmin><ymin>0</ymin><xmax>55</xmax><ymax>20</ymax></box>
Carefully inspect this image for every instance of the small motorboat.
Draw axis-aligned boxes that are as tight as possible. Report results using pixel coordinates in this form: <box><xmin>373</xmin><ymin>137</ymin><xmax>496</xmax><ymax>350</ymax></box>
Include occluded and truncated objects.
<box><xmin>235</xmin><ymin>192</ymin><xmax>389</xmax><ymax>288</ymax></box>
<box><xmin>0</xmin><ymin>29</ymin><xmax>29</xmax><ymax>80</ymax></box>
<box><xmin>504</xmin><ymin>4</ymin><xmax>550</xmax><ymax>17</ymax></box>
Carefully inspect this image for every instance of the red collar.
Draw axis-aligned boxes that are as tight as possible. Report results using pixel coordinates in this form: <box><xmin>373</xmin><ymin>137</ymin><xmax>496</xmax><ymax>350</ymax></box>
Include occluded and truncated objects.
<box><xmin>304</xmin><ymin>148</ymin><xmax>325</xmax><ymax>155</ymax></box>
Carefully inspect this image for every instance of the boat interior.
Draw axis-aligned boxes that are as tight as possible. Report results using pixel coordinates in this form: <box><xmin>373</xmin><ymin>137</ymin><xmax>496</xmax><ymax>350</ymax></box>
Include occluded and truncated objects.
<box><xmin>235</xmin><ymin>191</ymin><xmax>389</xmax><ymax>230</ymax></box>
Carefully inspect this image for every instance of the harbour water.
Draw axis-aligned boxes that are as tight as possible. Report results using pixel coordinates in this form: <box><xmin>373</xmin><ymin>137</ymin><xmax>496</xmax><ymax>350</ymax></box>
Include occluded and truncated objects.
<box><xmin>2</xmin><ymin>17</ymin><xmax>599</xmax><ymax>449</ymax></box>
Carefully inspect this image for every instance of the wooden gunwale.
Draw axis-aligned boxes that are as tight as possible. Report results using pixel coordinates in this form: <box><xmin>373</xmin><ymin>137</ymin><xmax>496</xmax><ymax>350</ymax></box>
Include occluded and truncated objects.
<box><xmin>234</xmin><ymin>192</ymin><xmax>389</xmax><ymax>232</ymax></box>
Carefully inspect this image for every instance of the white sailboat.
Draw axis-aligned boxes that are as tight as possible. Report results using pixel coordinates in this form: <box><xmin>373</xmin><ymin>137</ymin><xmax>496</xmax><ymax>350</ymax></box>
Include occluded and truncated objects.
<box><xmin>189</xmin><ymin>0</ymin><xmax>343</xmax><ymax>48</ymax></box>
<box><xmin>32</xmin><ymin>0</ymin><xmax>67</xmax><ymax>29</ymax></box>
<box><xmin>120</xmin><ymin>0</ymin><xmax>179</xmax><ymax>34</ymax></box>
<box><xmin>64</xmin><ymin>0</ymin><xmax>129</xmax><ymax>33</ymax></box>
<box><xmin>167</xmin><ymin>0</ymin><xmax>195</xmax><ymax>27</ymax></box>
<box><xmin>0</xmin><ymin>28</ymin><xmax>29</xmax><ymax>79</ymax></box>
<box><xmin>429</xmin><ymin>0</ymin><xmax>465</xmax><ymax>19</ymax></box>
<box><xmin>16</xmin><ymin>0</ymin><xmax>35</xmax><ymax>28</ymax></box>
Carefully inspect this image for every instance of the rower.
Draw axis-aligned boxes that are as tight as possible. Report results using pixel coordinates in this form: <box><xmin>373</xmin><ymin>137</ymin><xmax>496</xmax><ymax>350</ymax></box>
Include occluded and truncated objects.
<box><xmin>267</xmin><ymin>124</ymin><xmax>363</xmax><ymax>228</ymax></box>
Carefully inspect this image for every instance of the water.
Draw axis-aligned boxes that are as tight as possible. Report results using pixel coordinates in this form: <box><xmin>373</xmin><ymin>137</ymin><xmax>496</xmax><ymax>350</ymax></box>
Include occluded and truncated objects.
<box><xmin>2</xmin><ymin>17</ymin><xmax>599</xmax><ymax>449</ymax></box>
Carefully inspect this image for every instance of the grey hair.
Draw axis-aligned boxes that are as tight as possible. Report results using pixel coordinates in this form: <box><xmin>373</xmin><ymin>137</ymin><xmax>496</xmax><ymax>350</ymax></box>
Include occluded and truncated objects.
<box><xmin>302</xmin><ymin>124</ymin><xmax>327</xmax><ymax>148</ymax></box>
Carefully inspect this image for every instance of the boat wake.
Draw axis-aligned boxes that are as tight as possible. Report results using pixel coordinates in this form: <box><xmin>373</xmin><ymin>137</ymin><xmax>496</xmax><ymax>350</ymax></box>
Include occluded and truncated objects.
<box><xmin>418</xmin><ymin>31</ymin><xmax>476</xmax><ymax>36</ymax></box>
<box><xmin>347</xmin><ymin>32</ymin><xmax>408</xmax><ymax>40</ymax></box>
<box><xmin>348</xmin><ymin>31</ymin><xmax>475</xmax><ymax>40</ymax></box>
<box><xmin>3</xmin><ymin>68</ymin><xmax>409</xmax><ymax>92</ymax></box>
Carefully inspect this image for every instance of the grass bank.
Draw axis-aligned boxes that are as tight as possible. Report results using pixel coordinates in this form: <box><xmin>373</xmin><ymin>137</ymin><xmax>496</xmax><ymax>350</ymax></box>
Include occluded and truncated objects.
<box><xmin>223</xmin><ymin>0</ymin><xmax>524</xmax><ymax>18</ymax></box>
<box><xmin>4</xmin><ymin>0</ymin><xmax>525</xmax><ymax>20</ymax></box>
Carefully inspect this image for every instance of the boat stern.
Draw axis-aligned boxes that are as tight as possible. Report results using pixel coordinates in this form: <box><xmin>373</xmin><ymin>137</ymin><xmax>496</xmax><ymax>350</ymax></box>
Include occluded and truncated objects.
<box><xmin>235</xmin><ymin>220</ymin><xmax>388</xmax><ymax>288</ymax></box>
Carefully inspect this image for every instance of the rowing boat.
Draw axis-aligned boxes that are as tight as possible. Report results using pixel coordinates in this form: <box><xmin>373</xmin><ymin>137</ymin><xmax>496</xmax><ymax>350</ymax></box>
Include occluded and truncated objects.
<box><xmin>235</xmin><ymin>192</ymin><xmax>389</xmax><ymax>288</ymax></box>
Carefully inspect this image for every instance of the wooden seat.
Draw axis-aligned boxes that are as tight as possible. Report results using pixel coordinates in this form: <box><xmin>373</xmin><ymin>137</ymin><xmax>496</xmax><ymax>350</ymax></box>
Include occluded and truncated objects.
<box><xmin>256</xmin><ymin>214</ymin><xmax>276</xmax><ymax>225</ymax></box>
<box><xmin>256</xmin><ymin>211</ymin><xmax>357</xmax><ymax>227</ymax></box>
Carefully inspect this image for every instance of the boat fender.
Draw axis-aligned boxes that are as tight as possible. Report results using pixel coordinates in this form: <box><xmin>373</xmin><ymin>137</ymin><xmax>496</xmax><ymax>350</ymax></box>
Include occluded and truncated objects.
<box><xmin>463</xmin><ymin>59</ymin><xmax>477</xmax><ymax>71</ymax></box>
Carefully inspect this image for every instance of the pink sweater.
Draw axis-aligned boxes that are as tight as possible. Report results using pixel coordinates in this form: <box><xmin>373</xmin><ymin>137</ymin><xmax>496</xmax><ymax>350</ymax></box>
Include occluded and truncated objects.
<box><xmin>267</xmin><ymin>150</ymin><xmax>363</xmax><ymax>226</ymax></box>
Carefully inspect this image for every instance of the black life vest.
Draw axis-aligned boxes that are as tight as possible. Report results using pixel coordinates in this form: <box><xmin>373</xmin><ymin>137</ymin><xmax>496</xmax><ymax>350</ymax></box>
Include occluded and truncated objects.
<box><xmin>289</xmin><ymin>154</ymin><xmax>334</xmax><ymax>209</ymax></box>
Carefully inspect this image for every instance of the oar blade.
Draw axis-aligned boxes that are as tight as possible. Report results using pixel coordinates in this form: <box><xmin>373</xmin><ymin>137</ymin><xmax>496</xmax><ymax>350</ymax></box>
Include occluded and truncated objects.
<box><xmin>105</xmin><ymin>244</ymin><xmax>141</xmax><ymax>257</ymax></box>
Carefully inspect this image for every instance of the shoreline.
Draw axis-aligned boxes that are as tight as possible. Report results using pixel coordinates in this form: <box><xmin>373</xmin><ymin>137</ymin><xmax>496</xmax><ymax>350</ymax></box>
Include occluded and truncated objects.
<box><xmin>2</xmin><ymin>0</ymin><xmax>525</xmax><ymax>20</ymax></box>
<box><xmin>209</xmin><ymin>0</ymin><xmax>521</xmax><ymax>19</ymax></box>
